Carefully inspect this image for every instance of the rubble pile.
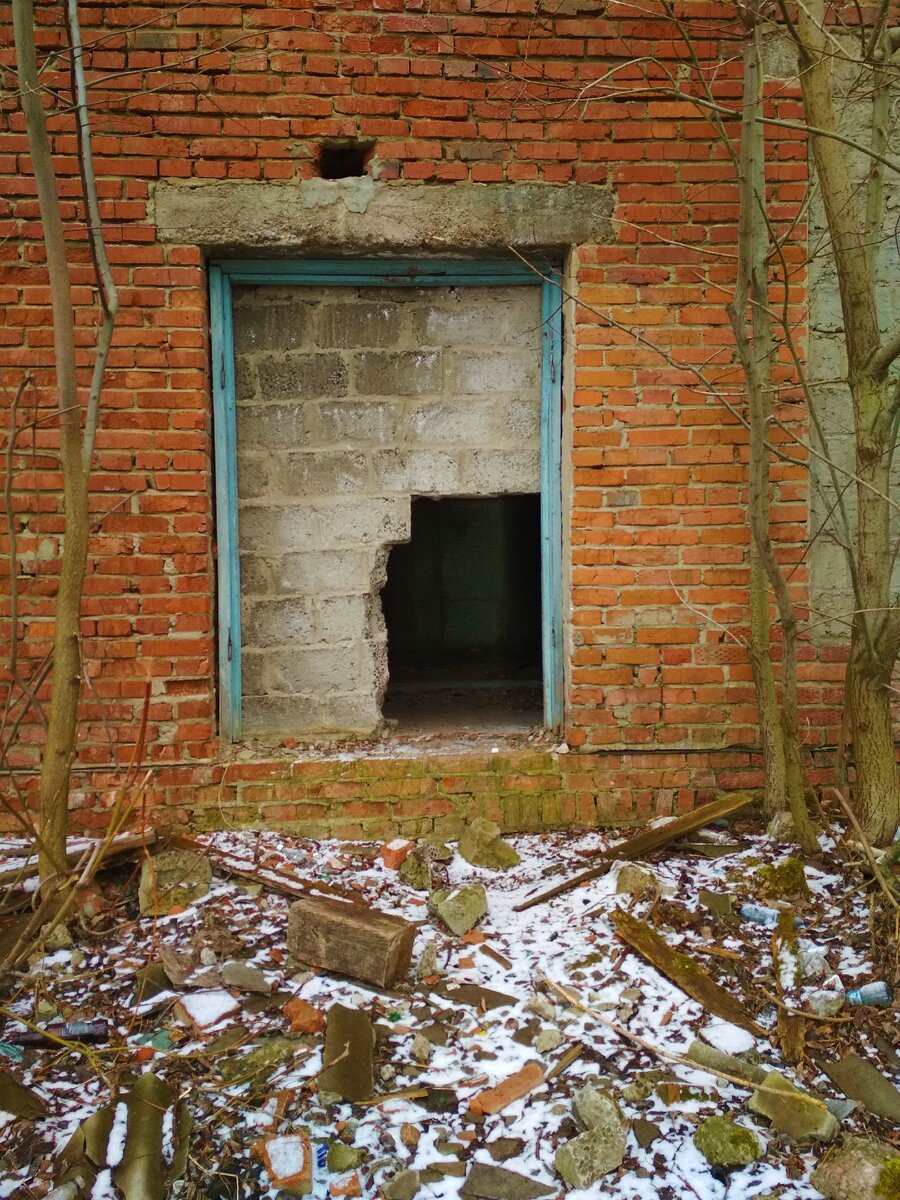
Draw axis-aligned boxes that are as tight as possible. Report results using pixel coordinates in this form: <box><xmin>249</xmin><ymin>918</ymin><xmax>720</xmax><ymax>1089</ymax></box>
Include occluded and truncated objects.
<box><xmin>0</xmin><ymin>811</ymin><xmax>897</xmax><ymax>1200</ymax></box>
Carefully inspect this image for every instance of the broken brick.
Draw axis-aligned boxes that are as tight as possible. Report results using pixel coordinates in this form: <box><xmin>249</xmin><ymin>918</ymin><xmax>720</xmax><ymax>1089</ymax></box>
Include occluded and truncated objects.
<box><xmin>283</xmin><ymin>997</ymin><xmax>326</xmax><ymax>1035</ymax></box>
<box><xmin>380</xmin><ymin>839</ymin><xmax>415</xmax><ymax>870</ymax></box>
<box><xmin>469</xmin><ymin>1061</ymin><xmax>545</xmax><ymax>1116</ymax></box>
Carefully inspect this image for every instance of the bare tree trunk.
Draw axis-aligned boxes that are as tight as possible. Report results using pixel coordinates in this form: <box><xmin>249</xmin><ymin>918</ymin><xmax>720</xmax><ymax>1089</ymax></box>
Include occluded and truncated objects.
<box><xmin>13</xmin><ymin>0</ymin><xmax>90</xmax><ymax>882</ymax></box>
<box><xmin>729</xmin><ymin>11</ymin><xmax>817</xmax><ymax>850</ymax></box>
<box><xmin>789</xmin><ymin>0</ymin><xmax>900</xmax><ymax>844</ymax></box>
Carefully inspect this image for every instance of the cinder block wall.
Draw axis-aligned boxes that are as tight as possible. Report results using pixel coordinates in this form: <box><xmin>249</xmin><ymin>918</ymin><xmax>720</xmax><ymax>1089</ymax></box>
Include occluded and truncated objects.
<box><xmin>233</xmin><ymin>285</ymin><xmax>541</xmax><ymax>735</ymax></box>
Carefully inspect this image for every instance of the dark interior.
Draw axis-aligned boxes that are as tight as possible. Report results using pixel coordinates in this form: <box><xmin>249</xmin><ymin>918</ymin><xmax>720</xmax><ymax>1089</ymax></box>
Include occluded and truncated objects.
<box><xmin>318</xmin><ymin>141</ymin><xmax>371</xmax><ymax>179</ymax></box>
<box><xmin>381</xmin><ymin>495</ymin><xmax>543</xmax><ymax>731</ymax></box>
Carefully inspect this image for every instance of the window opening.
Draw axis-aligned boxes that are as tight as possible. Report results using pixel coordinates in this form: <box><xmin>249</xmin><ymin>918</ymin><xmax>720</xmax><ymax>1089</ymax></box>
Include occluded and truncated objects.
<box><xmin>381</xmin><ymin>495</ymin><xmax>543</xmax><ymax>733</ymax></box>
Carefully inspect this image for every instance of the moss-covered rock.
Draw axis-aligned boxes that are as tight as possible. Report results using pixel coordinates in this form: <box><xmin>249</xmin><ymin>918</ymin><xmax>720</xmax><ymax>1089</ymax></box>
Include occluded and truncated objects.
<box><xmin>811</xmin><ymin>1137</ymin><xmax>897</xmax><ymax>1200</ymax></box>
<box><xmin>756</xmin><ymin>856</ymin><xmax>809</xmax><ymax>899</ymax></box>
<box><xmin>694</xmin><ymin>1117</ymin><xmax>763</xmax><ymax>1168</ymax></box>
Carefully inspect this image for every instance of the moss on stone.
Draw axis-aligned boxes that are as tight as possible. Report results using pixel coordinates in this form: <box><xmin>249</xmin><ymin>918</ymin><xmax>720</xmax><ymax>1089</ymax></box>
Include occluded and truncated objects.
<box><xmin>757</xmin><ymin>856</ymin><xmax>810</xmax><ymax>899</ymax></box>
<box><xmin>694</xmin><ymin>1117</ymin><xmax>762</xmax><ymax>1168</ymax></box>
<box><xmin>877</xmin><ymin>1158</ymin><xmax>900</xmax><ymax>1199</ymax></box>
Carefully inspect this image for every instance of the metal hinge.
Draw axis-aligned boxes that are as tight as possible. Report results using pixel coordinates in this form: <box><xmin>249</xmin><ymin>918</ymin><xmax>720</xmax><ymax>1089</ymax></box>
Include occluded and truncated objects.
<box><xmin>227</xmin><ymin>628</ymin><xmax>233</xmax><ymax>662</ymax></box>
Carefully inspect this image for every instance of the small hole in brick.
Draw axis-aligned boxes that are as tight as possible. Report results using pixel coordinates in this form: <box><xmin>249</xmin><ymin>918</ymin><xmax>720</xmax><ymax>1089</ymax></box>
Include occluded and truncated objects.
<box><xmin>318</xmin><ymin>141</ymin><xmax>372</xmax><ymax>179</ymax></box>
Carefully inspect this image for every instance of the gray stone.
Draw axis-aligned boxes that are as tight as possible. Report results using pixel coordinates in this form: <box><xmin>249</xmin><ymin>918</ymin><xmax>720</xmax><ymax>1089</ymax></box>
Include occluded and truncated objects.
<box><xmin>534</xmin><ymin>1028</ymin><xmax>564</xmax><ymax>1054</ymax></box>
<box><xmin>748</xmin><ymin>1071</ymin><xmax>839</xmax><ymax>1142</ymax></box>
<box><xmin>766</xmin><ymin>811</ymin><xmax>798</xmax><ymax>841</ymax></box>
<box><xmin>429</xmin><ymin>884</ymin><xmax>488</xmax><ymax>936</ymax></box>
<box><xmin>810</xmin><ymin>1136</ymin><xmax>897</xmax><ymax>1200</ymax></box>
<box><xmin>554</xmin><ymin>1126</ymin><xmax>626</xmax><ymax>1189</ymax></box>
<box><xmin>138</xmin><ymin>849</ymin><xmax>212</xmax><ymax>917</ymax></box>
<box><xmin>416</xmin><ymin>940</ymin><xmax>439</xmax><ymax>980</ymax></box>
<box><xmin>458</xmin><ymin>818</ymin><xmax>520</xmax><ymax>870</ymax></box>
<box><xmin>319</xmin><ymin>1005</ymin><xmax>375</xmax><ymax>1101</ymax></box>
<box><xmin>615</xmin><ymin>864</ymin><xmax>658</xmax><ymax>896</ymax></box>
<box><xmin>411</xmin><ymin>1034</ymin><xmax>432</xmax><ymax>1064</ymax></box>
<box><xmin>399</xmin><ymin>849</ymin><xmax>433</xmax><ymax>892</ymax></box>
<box><xmin>685</xmin><ymin>1040</ymin><xmax>766</xmax><ymax>1084</ymax></box>
<box><xmin>383</xmin><ymin>1170</ymin><xmax>421</xmax><ymax>1200</ymax></box>
<box><xmin>460</xmin><ymin>1163</ymin><xmax>554</xmax><ymax>1200</ymax></box>
<box><xmin>573</xmin><ymin>1083</ymin><xmax>622</xmax><ymax>1134</ymax></box>
<box><xmin>487</xmin><ymin>1139</ymin><xmax>525</xmax><ymax>1163</ymax></box>
<box><xmin>221</xmin><ymin>961</ymin><xmax>271</xmax><ymax>994</ymax></box>
<box><xmin>694</xmin><ymin>1117</ymin><xmax>763</xmax><ymax>1168</ymax></box>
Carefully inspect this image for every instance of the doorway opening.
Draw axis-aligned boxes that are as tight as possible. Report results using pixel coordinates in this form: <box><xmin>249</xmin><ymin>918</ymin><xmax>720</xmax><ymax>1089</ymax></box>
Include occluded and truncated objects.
<box><xmin>381</xmin><ymin>495</ymin><xmax>543</xmax><ymax>732</ymax></box>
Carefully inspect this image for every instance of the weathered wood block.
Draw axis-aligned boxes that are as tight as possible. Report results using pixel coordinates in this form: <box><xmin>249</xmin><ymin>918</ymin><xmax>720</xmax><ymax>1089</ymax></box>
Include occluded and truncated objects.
<box><xmin>287</xmin><ymin>895</ymin><xmax>416</xmax><ymax>987</ymax></box>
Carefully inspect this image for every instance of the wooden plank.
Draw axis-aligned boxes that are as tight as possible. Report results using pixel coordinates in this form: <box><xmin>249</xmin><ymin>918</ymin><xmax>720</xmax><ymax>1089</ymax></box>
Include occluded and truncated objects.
<box><xmin>540</xmin><ymin>272</ymin><xmax>564</xmax><ymax>731</ymax></box>
<box><xmin>513</xmin><ymin>792</ymin><xmax>754</xmax><ymax>912</ymax></box>
<box><xmin>610</xmin><ymin>908</ymin><xmax>764</xmax><ymax>1037</ymax></box>
<box><xmin>287</xmin><ymin>894</ymin><xmax>416</xmax><ymax>988</ymax></box>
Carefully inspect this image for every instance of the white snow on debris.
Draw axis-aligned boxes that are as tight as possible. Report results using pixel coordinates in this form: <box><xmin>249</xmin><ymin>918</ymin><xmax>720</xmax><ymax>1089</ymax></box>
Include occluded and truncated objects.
<box><xmin>700</xmin><ymin>1019</ymin><xmax>757</xmax><ymax>1056</ymax></box>
<box><xmin>0</xmin><ymin>821</ymin><xmax>892</xmax><ymax>1199</ymax></box>
<box><xmin>265</xmin><ymin>1134</ymin><xmax>308</xmax><ymax>1181</ymax></box>
<box><xmin>105</xmin><ymin>1101</ymin><xmax>129</xmax><ymax>1168</ymax></box>
<box><xmin>177</xmin><ymin>989</ymin><xmax>240</xmax><ymax>1029</ymax></box>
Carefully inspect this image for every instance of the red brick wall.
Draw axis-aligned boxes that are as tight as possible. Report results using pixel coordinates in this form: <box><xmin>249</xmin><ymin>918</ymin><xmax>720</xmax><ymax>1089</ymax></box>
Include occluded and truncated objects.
<box><xmin>0</xmin><ymin>0</ymin><xmax>833</xmax><ymax>824</ymax></box>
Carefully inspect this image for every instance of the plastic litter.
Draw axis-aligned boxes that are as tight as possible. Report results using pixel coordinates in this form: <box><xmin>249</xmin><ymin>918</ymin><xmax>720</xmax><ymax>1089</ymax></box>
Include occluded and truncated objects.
<box><xmin>845</xmin><ymin>982</ymin><xmax>892</xmax><ymax>1008</ymax></box>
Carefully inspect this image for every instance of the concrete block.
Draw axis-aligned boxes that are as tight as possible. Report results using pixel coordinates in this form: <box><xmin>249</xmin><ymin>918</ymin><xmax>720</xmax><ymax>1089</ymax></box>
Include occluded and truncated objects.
<box><xmin>316</xmin><ymin>399</ymin><xmax>403</xmax><ymax>445</ymax></box>
<box><xmin>277</xmin><ymin>451</ymin><xmax>369</xmax><ymax>496</ymax></box>
<box><xmin>257</xmin><ymin>352</ymin><xmax>348</xmax><ymax>401</ymax></box>
<box><xmin>319</xmin><ymin>497</ymin><xmax>411</xmax><ymax>546</ymax></box>
<box><xmin>242</xmin><ymin>694</ymin><xmax>327</xmax><ymax>735</ymax></box>
<box><xmin>505</xmin><ymin>395</ymin><xmax>541</xmax><ymax>440</ymax></box>
<box><xmin>236</xmin><ymin>455</ymin><xmax>270</xmax><ymax>500</ymax></box>
<box><xmin>414</xmin><ymin>290</ymin><xmax>541</xmax><ymax>348</ymax></box>
<box><xmin>233</xmin><ymin>299</ymin><xmax>310</xmax><ymax>351</ymax></box>
<box><xmin>464</xmin><ymin>449</ymin><xmax>540</xmax><ymax>494</ymax></box>
<box><xmin>374</xmin><ymin>449</ymin><xmax>461</xmax><ymax>494</ymax></box>
<box><xmin>317</xmin><ymin>594</ymin><xmax>369</xmax><ymax>644</ymax></box>
<box><xmin>316</xmin><ymin>300</ymin><xmax>400</xmax><ymax>348</ymax></box>
<box><xmin>323</xmin><ymin>692</ymin><xmax>383</xmax><ymax>735</ymax></box>
<box><xmin>234</xmin><ymin>358</ymin><xmax>257</xmax><ymax>403</ymax></box>
<box><xmin>272</xmin><ymin>644</ymin><xmax>364</xmax><ymax>692</ymax></box>
<box><xmin>354</xmin><ymin>350</ymin><xmax>442</xmax><ymax>396</ymax></box>
<box><xmin>447</xmin><ymin>350</ymin><xmax>533</xmax><ymax>395</ymax></box>
<box><xmin>270</xmin><ymin>549</ymin><xmax>371</xmax><ymax>595</ymax></box>
<box><xmin>408</xmin><ymin>398</ymin><xmax>501</xmax><ymax>445</ymax></box>
<box><xmin>236</xmin><ymin>403</ymin><xmax>308</xmax><ymax>452</ymax></box>
<box><xmin>242</xmin><ymin>597</ymin><xmax>316</xmax><ymax>647</ymax></box>
<box><xmin>238</xmin><ymin>504</ymin><xmax>319</xmax><ymax>552</ymax></box>
<box><xmin>239</xmin><ymin>555</ymin><xmax>272</xmax><ymax>594</ymax></box>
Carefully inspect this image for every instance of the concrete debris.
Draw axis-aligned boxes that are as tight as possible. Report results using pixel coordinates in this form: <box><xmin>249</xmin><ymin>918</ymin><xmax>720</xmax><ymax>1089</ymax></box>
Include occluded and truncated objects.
<box><xmin>221</xmin><ymin>960</ymin><xmax>272</xmax><ymax>994</ymax></box>
<box><xmin>614</xmin><ymin>863</ymin><xmax>657</xmax><ymax>896</ymax></box>
<box><xmin>694</xmin><ymin>1116</ymin><xmax>763</xmax><ymax>1168</ymax></box>
<box><xmin>817</xmin><ymin>1052</ymin><xmax>900</xmax><ymax>1124</ymax></box>
<box><xmin>686</xmin><ymin>1039</ymin><xmax>766</xmax><ymax>1085</ymax></box>
<box><xmin>319</xmin><ymin>1005</ymin><xmax>375</xmax><ymax>1102</ymax></box>
<box><xmin>810</xmin><ymin>1137</ymin><xmax>898</xmax><ymax>1200</ymax></box>
<box><xmin>382</xmin><ymin>1169</ymin><xmax>421</xmax><ymax>1200</ymax></box>
<box><xmin>748</xmin><ymin>1072</ymin><xmax>839</xmax><ymax>1142</ymax></box>
<box><xmin>138</xmin><ymin>849</ymin><xmax>212</xmax><ymax>917</ymax></box>
<box><xmin>218</xmin><ymin>1037</ymin><xmax>298</xmax><ymax>1086</ymax></box>
<box><xmin>399</xmin><ymin>849</ymin><xmax>433</xmax><ymax>892</ymax></box>
<box><xmin>460</xmin><ymin>1163</ymin><xmax>554</xmax><ymax>1199</ymax></box>
<box><xmin>555</xmin><ymin>1084</ymin><xmax>626</xmax><ymax>1188</ymax></box>
<box><xmin>428</xmin><ymin>884</ymin><xmax>488</xmax><ymax>936</ymax></box>
<box><xmin>458</xmin><ymin>818</ymin><xmax>521</xmax><ymax>870</ymax></box>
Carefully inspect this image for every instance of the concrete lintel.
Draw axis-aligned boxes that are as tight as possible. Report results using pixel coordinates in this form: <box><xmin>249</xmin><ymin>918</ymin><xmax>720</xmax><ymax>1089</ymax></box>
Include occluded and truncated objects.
<box><xmin>152</xmin><ymin>179</ymin><xmax>614</xmax><ymax>252</ymax></box>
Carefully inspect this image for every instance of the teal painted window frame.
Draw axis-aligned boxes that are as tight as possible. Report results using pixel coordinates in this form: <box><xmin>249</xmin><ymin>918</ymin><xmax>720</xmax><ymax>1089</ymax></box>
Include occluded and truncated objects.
<box><xmin>209</xmin><ymin>258</ymin><xmax>564</xmax><ymax>741</ymax></box>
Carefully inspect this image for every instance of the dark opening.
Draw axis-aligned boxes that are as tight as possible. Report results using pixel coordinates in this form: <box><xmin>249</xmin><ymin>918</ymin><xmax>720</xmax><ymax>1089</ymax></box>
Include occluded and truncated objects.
<box><xmin>381</xmin><ymin>495</ymin><xmax>543</xmax><ymax>733</ymax></box>
<box><xmin>317</xmin><ymin>140</ymin><xmax>372</xmax><ymax>179</ymax></box>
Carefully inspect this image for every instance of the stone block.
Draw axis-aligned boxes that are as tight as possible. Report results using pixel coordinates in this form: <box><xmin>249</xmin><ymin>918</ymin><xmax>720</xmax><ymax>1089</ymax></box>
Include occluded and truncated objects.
<box><xmin>374</xmin><ymin>449</ymin><xmax>460</xmax><ymax>494</ymax></box>
<box><xmin>236</xmin><ymin>455</ymin><xmax>270</xmax><ymax>500</ymax></box>
<box><xmin>447</xmin><ymin>350</ymin><xmax>533</xmax><ymax>395</ymax></box>
<box><xmin>320</xmin><ymin>496</ymin><xmax>411</xmax><ymax>546</ymax></box>
<box><xmin>242</xmin><ymin>694</ymin><xmax>327</xmax><ymax>734</ymax></box>
<box><xmin>324</xmin><ymin>691</ymin><xmax>383</xmax><ymax>733</ymax></box>
<box><xmin>316</xmin><ymin>594</ymin><xmax>369</xmax><ymax>644</ymax></box>
<box><xmin>412</xmin><ymin>290</ymin><xmax>541</xmax><ymax>348</ymax></box>
<box><xmin>463</xmin><ymin>449</ymin><xmax>540</xmax><ymax>494</ymax></box>
<box><xmin>257</xmin><ymin>352</ymin><xmax>348</xmax><ymax>401</ymax></box>
<box><xmin>354</xmin><ymin>349</ymin><xmax>442</xmax><ymax>395</ymax></box>
<box><xmin>233</xmin><ymin>297</ymin><xmax>310</xmax><ymax>351</ymax></box>
<box><xmin>236</xmin><ymin>403</ymin><xmax>308</xmax><ymax>451</ymax></box>
<box><xmin>316</xmin><ymin>300</ymin><xmax>400</xmax><ymax>348</ymax></box>
<box><xmin>272</xmin><ymin>645</ymin><xmax>365</xmax><ymax>692</ymax></box>
<box><xmin>505</xmin><ymin>395</ymin><xmax>541</xmax><ymax>440</ymax></box>
<box><xmin>238</xmin><ymin>505</ymin><xmax>319</xmax><ymax>552</ymax></box>
<box><xmin>277</xmin><ymin>451</ymin><xmax>369</xmax><ymax>497</ymax></box>
<box><xmin>242</xmin><ymin>597</ymin><xmax>316</xmax><ymax>647</ymax></box>
<box><xmin>316</xmin><ymin>399</ymin><xmax>403</xmax><ymax>444</ymax></box>
<box><xmin>408</xmin><ymin>398</ymin><xmax>501</xmax><ymax>445</ymax></box>
<box><xmin>269</xmin><ymin>549</ymin><xmax>371</xmax><ymax>595</ymax></box>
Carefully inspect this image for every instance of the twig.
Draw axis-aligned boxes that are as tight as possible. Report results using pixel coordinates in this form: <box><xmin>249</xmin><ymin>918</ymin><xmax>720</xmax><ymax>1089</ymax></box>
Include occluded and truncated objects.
<box><xmin>830</xmin><ymin>788</ymin><xmax>900</xmax><ymax>913</ymax></box>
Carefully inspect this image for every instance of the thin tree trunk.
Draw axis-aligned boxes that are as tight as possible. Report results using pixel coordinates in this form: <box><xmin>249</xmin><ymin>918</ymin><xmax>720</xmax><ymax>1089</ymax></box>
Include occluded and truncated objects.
<box><xmin>13</xmin><ymin>0</ymin><xmax>90</xmax><ymax>882</ymax></box>
<box><xmin>790</xmin><ymin>0</ymin><xmax>900</xmax><ymax>844</ymax></box>
<box><xmin>729</xmin><ymin>12</ymin><xmax>817</xmax><ymax>849</ymax></box>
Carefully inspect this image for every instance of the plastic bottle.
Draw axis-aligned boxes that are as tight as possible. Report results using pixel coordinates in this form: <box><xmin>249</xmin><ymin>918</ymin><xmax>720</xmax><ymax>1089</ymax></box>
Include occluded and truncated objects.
<box><xmin>845</xmin><ymin>982</ymin><xmax>893</xmax><ymax>1008</ymax></box>
<box><xmin>739</xmin><ymin>903</ymin><xmax>803</xmax><ymax>927</ymax></box>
